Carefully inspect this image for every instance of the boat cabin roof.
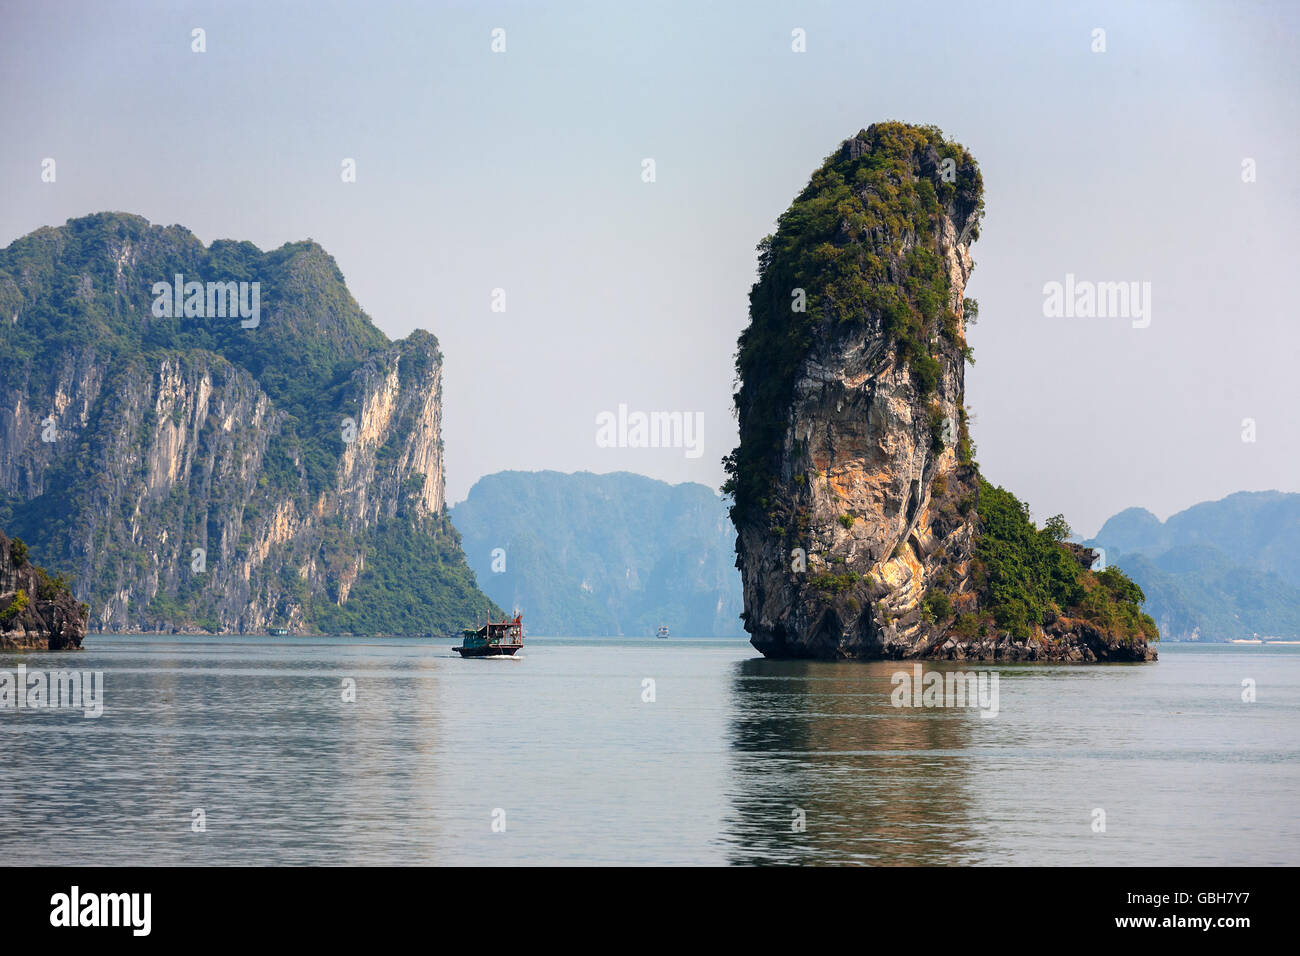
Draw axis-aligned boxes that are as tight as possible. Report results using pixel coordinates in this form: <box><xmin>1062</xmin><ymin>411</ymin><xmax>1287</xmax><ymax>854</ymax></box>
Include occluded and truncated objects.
<box><xmin>472</xmin><ymin>615</ymin><xmax>523</xmax><ymax>639</ymax></box>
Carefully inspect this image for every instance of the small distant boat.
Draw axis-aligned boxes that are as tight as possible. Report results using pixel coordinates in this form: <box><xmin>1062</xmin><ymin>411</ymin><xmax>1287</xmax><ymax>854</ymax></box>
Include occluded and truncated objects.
<box><xmin>453</xmin><ymin>614</ymin><xmax>524</xmax><ymax>658</ymax></box>
<box><xmin>656</xmin><ymin>624</ymin><xmax>669</xmax><ymax>639</ymax></box>
<box><xmin>267</xmin><ymin>626</ymin><xmax>289</xmax><ymax>636</ymax></box>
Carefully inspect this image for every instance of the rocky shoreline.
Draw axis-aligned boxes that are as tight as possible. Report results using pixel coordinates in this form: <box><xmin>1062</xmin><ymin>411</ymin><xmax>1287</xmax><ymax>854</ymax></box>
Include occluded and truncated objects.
<box><xmin>919</xmin><ymin>622</ymin><xmax>1157</xmax><ymax>663</ymax></box>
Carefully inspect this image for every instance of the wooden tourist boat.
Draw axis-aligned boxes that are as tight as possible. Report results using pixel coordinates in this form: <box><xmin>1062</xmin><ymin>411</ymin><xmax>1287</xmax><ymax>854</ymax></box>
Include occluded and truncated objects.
<box><xmin>453</xmin><ymin>614</ymin><xmax>524</xmax><ymax>657</ymax></box>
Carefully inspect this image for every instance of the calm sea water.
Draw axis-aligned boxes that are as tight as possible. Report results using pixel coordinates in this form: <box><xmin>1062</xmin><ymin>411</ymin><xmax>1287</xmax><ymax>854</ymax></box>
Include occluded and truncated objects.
<box><xmin>2</xmin><ymin>637</ymin><xmax>1296</xmax><ymax>865</ymax></box>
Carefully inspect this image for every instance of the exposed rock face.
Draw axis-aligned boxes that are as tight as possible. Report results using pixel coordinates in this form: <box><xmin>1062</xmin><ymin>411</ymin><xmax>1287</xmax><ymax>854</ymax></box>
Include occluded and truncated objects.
<box><xmin>0</xmin><ymin>529</ymin><xmax>86</xmax><ymax>650</ymax></box>
<box><xmin>7</xmin><ymin>340</ymin><xmax>443</xmax><ymax>633</ymax></box>
<box><xmin>929</xmin><ymin>619</ymin><xmax>1155</xmax><ymax>663</ymax></box>
<box><xmin>727</xmin><ymin>124</ymin><xmax>1155</xmax><ymax>662</ymax></box>
<box><xmin>0</xmin><ymin>213</ymin><xmax>496</xmax><ymax>634</ymax></box>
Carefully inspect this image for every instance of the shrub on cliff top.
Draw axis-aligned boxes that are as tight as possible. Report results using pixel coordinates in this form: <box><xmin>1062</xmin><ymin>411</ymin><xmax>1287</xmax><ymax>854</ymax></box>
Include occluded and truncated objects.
<box><xmin>34</xmin><ymin>565</ymin><xmax>72</xmax><ymax>601</ymax></box>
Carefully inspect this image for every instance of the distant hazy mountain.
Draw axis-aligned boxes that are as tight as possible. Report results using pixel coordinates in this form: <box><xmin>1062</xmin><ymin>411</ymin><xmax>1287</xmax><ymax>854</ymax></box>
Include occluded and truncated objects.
<box><xmin>1087</xmin><ymin>491</ymin><xmax>1300</xmax><ymax>640</ymax></box>
<box><xmin>450</xmin><ymin>471</ymin><xmax>744</xmax><ymax>637</ymax></box>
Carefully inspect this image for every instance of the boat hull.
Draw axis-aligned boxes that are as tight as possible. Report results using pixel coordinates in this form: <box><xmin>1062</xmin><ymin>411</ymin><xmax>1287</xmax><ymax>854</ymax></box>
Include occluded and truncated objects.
<box><xmin>452</xmin><ymin>643</ymin><xmax>523</xmax><ymax>658</ymax></box>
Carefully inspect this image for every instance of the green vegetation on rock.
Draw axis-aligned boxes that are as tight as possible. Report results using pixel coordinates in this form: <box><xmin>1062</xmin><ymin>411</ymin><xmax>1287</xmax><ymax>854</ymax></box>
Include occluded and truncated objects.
<box><xmin>314</xmin><ymin>515</ymin><xmax>499</xmax><ymax>635</ymax></box>
<box><xmin>972</xmin><ymin>480</ymin><xmax>1157</xmax><ymax>644</ymax></box>
<box><xmin>0</xmin><ymin>588</ymin><xmax>28</xmax><ymax>626</ymax></box>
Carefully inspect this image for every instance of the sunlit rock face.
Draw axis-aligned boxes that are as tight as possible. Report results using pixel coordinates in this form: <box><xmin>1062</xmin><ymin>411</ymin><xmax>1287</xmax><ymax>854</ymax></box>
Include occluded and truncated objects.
<box><xmin>728</xmin><ymin>123</ymin><xmax>983</xmax><ymax>660</ymax></box>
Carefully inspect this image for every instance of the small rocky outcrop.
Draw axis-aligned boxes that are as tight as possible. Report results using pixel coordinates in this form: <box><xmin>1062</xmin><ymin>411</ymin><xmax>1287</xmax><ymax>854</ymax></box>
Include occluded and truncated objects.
<box><xmin>0</xmin><ymin>529</ymin><xmax>87</xmax><ymax>650</ymax></box>
<box><xmin>725</xmin><ymin>123</ymin><xmax>1157</xmax><ymax>662</ymax></box>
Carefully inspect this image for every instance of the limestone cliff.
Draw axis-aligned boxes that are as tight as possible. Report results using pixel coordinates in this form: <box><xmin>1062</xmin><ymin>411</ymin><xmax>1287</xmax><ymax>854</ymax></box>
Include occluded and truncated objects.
<box><xmin>0</xmin><ymin>213</ymin><xmax>496</xmax><ymax>634</ymax></box>
<box><xmin>726</xmin><ymin>123</ymin><xmax>1156</xmax><ymax>662</ymax></box>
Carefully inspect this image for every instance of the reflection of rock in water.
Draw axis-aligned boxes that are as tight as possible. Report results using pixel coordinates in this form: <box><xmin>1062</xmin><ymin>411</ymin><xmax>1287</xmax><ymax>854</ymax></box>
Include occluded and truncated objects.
<box><xmin>724</xmin><ymin>657</ymin><xmax>983</xmax><ymax>865</ymax></box>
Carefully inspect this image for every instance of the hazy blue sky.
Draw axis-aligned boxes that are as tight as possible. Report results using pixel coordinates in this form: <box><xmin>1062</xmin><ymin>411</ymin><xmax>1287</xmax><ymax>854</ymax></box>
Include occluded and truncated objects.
<box><xmin>3</xmin><ymin>0</ymin><xmax>1296</xmax><ymax>535</ymax></box>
